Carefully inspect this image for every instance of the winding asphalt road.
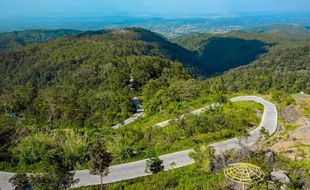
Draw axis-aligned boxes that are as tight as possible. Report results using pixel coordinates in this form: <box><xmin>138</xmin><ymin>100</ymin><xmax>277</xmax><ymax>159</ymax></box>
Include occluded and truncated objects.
<box><xmin>210</xmin><ymin>96</ymin><xmax>277</xmax><ymax>154</ymax></box>
<box><xmin>0</xmin><ymin>96</ymin><xmax>277</xmax><ymax>189</ymax></box>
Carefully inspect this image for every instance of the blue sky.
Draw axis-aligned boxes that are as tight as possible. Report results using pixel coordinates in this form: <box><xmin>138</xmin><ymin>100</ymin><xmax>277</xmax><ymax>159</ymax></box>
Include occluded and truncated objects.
<box><xmin>1</xmin><ymin>0</ymin><xmax>310</xmax><ymax>17</ymax></box>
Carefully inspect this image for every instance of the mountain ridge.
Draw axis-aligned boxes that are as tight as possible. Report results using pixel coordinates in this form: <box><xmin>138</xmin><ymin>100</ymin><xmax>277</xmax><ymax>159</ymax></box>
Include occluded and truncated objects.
<box><xmin>0</xmin><ymin>29</ymin><xmax>82</xmax><ymax>53</ymax></box>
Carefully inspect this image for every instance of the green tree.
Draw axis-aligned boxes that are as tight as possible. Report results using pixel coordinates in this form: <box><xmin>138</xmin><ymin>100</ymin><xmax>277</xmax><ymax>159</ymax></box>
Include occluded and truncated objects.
<box><xmin>88</xmin><ymin>139</ymin><xmax>113</xmax><ymax>190</ymax></box>
<box><xmin>31</xmin><ymin>148</ymin><xmax>78</xmax><ymax>190</ymax></box>
<box><xmin>190</xmin><ymin>146</ymin><xmax>214</xmax><ymax>172</ymax></box>
<box><xmin>260</xmin><ymin>127</ymin><xmax>270</xmax><ymax>139</ymax></box>
<box><xmin>145</xmin><ymin>156</ymin><xmax>164</xmax><ymax>174</ymax></box>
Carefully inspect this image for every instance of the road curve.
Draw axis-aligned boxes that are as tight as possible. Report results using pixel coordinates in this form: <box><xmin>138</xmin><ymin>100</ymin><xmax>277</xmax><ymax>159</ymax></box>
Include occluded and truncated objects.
<box><xmin>209</xmin><ymin>96</ymin><xmax>278</xmax><ymax>154</ymax></box>
<box><xmin>0</xmin><ymin>96</ymin><xmax>277</xmax><ymax>189</ymax></box>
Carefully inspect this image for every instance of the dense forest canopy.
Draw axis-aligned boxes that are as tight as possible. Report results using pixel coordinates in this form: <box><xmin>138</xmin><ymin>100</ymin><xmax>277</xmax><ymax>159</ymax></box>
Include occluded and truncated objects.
<box><xmin>174</xmin><ymin>31</ymin><xmax>310</xmax><ymax>93</ymax></box>
<box><xmin>220</xmin><ymin>44</ymin><xmax>310</xmax><ymax>93</ymax></box>
<box><xmin>0</xmin><ymin>28</ymin><xmax>195</xmax><ymax>127</ymax></box>
<box><xmin>1</xmin><ymin>27</ymin><xmax>310</xmax><ymax>126</ymax></box>
<box><xmin>0</xmin><ymin>29</ymin><xmax>82</xmax><ymax>53</ymax></box>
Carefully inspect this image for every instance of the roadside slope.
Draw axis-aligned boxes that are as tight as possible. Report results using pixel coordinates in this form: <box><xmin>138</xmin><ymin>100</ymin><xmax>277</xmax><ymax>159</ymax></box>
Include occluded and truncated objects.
<box><xmin>0</xmin><ymin>96</ymin><xmax>278</xmax><ymax>189</ymax></box>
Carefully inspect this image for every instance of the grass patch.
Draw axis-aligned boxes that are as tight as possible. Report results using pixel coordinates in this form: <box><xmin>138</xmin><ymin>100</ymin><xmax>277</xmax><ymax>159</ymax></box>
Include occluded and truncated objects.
<box><xmin>285</xmin><ymin>124</ymin><xmax>299</xmax><ymax>131</ymax></box>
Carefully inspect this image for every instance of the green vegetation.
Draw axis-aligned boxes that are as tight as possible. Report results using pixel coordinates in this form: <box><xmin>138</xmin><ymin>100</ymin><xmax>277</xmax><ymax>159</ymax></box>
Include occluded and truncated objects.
<box><xmin>285</xmin><ymin>124</ymin><xmax>299</xmax><ymax>131</ymax></box>
<box><xmin>247</xmin><ymin>24</ymin><xmax>310</xmax><ymax>36</ymax></box>
<box><xmin>1</xmin><ymin>27</ymin><xmax>309</xmax><ymax>189</ymax></box>
<box><xmin>220</xmin><ymin>44</ymin><xmax>310</xmax><ymax>94</ymax></box>
<box><xmin>174</xmin><ymin>34</ymin><xmax>269</xmax><ymax>75</ymax></box>
<box><xmin>88</xmin><ymin>139</ymin><xmax>113</xmax><ymax>190</ymax></box>
<box><xmin>145</xmin><ymin>157</ymin><xmax>164</xmax><ymax>174</ymax></box>
<box><xmin>0</xmin><ymin>28</ymin><xmax>263</xmax><ymax>173</ymax></box>
<box><xmin>107</xmin><ymin>101</ymin><xmax>262</xmax><ymax>165</ymax></box>
<box><xmin>174</xmin><ymin>31</ymin><xmax>310</xmax><ymax>93</ymax></box>
<box><xmin>0</xmin><ymin>29</ymin><xmax>82</xmax><ymax>53</ymax></box>
<box><xmin>10</xmin><ymin>146</ymin><xmax>78</xmax><ymax>190</ymax></box>
<box><xmin>75</xmin><ymin>149</ymin><xmax>310</xmax><ymax>190</ymax></box>
<box><xmin>75</xmin><ymin>165</ymin><xmax>225</xmax><ymax>190</ymax></box>
<box><xmin>0</xmin><ymin>33</ymin><xmax>191</xmax><ymax>128</ymax></box>
<box><xmin>0</xmin><ymin>101</ymin><xmax>262</xmax><ymax>172</ymax></box>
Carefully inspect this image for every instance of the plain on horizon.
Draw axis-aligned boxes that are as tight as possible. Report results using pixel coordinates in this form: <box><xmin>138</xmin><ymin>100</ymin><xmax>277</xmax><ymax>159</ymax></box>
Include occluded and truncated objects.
<box><xmin>1</xmin><ymin>0</ymin><xmax>310</xmax><ymax>17</ymax></box>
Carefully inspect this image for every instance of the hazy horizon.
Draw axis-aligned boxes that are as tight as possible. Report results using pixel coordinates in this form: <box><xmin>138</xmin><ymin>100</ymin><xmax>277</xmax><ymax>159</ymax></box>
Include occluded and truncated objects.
<box><xmin>1</xmin><ymin>0</ymin><xmax>310</xmax><ymax>18</ymax></box>
<box><xmin>1</xmin><ymin>0</ymin><xmax>310</xmax><ymax>33</ymax></box>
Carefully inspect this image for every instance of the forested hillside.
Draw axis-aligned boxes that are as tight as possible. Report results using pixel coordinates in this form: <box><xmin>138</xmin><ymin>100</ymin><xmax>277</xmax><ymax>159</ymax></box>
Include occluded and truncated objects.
<box><xmin>0</xmin><ymin>28</ymin><xmax>197</xmax><ymax>128</ymax></box>
<box><xmin>174</xmin><ymin>31</ymin><xmax>310</xmax><ymax>93</ymax></box>
<box><xmin>1</xmin><ymin>28</ymin><xmax>309</xmax><ymax>127</ymax></box>
<box><xmin>174</xmin><ymin>32</ymin><xmax>272</xmax><ymax>75</ymax></box>
<box><xmin>0</xmin><ymin>28</ymin><xmax>195</xmax><ymax>172</ymax></box>
<box><xmin>220</xmin><ymin>44</ymin><xmax>310</xmax><ymax>93</ymax></box>
<box><xmin>1</xmin><ymin>28</ymin><xmax>309</xmax><ymax>128</ymax></box>
<box><xmin>0</xmin><ymin>29</ymin><xmax>82</xmax><ymax>52</ymax></box>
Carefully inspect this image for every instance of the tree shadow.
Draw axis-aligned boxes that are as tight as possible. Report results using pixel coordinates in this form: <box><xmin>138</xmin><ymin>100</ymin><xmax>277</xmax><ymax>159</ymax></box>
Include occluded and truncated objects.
<box><xmin>197</xmin><ymin>37</ymin><xmax>271</xmax><ymax>76</ymax></box>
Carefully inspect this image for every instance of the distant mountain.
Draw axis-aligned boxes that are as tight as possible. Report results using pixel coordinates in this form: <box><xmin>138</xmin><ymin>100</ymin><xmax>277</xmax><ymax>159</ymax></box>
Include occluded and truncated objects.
<box><xmin>0</xmin><ymin>29</ymin><xmax>82</xmax><ymax>52</ymax></box>
<box><xmin>247</xmin><ymin>24</ymin><xmax>310</xmax><ymax>36</ymax></box>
